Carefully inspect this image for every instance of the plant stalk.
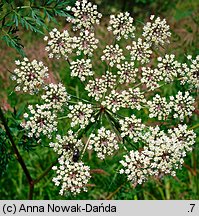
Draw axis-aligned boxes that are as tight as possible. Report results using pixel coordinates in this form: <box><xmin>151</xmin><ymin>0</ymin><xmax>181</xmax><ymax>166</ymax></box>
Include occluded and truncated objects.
<box><xmin>0</xmin><ymin>107</ymin><xmax>33</xmax><ymax>198</ymax></box>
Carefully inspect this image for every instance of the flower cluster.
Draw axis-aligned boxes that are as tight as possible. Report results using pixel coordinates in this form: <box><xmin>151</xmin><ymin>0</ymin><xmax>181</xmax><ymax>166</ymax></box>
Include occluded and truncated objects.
<box><xmin>101</xmin><ymin>44</ymin><xmax>125</xmax><ymax>67</ymax></box>
<box><xmin>44</xmin><ymin>28</ymin><xmax>75</xmax><ymax>59</ymax></box>
<box><xmin>124</xmin><ymin>88</ymin><xmax>146</xmax><ymax>110</ymax></box>
<box><xmin>75</xmin><ymin>31</ymin><xmax>99</xmax><ymax>56</ymax></box>
<box><xmin>85</xmin><ymin>73</ymin><xmax>116</xmax><ymax>101</ymax></box>
<box><xmin>102</xmin><ymin>88</ymin><xmax>146</xmax><ymax>113</ymax></box>
<box><xmin>126</xmin><ymin>38</ymin><xmax>152</xmax><ymax>64</ymax></box>
<box><xmin>142</xmin><ymin>15</ymin><xmax>171</xmax><ymax>46</ymax></box>
<box><xmin>66</xmin><ymin>0</ymin><xmax>102</xmax><ymax>30</ymax></box>
<box><xmin>88</xmin><ymin>127</ymin><xmax>119</xmax><ymax>160</ymax></box>
<box><xmin>11</xmin><ymin>0</ymin><xmax>197</xmax><ymax>196</ymax></box>
<box><xmin>49</xmin><ymin>131</ymin><xmax>83</xmax><ymax>158</ymax></box>
<box><xmin>68</xmin><ymin>102</ymin><xmax>95</xmax><ymax>128</ymax></box>
<box><xmin>169</xmin><ymin>91</ymin><xmax>195</xmax><ymax>120</ymax></box>
<box><xmin>70</xmin><ymin>58</ymin><xmax>93</xmax><ymax>81</ymax></box>
<box><xmin>22</xmin><ymin>104</ymin><xmax>58</xmax><ymax>138</ymax></box>
<box><xmin>141</xmin><ymin>67</ymin><xmax>163</xmax><ymax>90</ymax></box>
<box><xmin>11</xmin><ymin>58</ymin><xmax>49</xmax><ymax>94</ymax></box>
<box><xmin>107</xmin><ymin>12</ymin><xmax>135</xmax><ymax>40</ymax></box>
<box><xmin>101</xmin><ymin>90</ymin><xmax>125</xmax><ymax>113</ymax></box>
<box><xmin>180</xmin><ymin>55</ymin><xmax>199</xmax><ymax>89</ymax></box>
<box><xmin>157</xmin><ymin>54</ymin><xmax>181</xmax><ymax>82</ymax></box>
<box><xmin>148</xmin><ymin>92</ymin><xmax>195</xmax><ymax>121</ymax></box>
<box><xmin>119</xmin><ymin>115</ymin><xmax>145</xmax><ymax>142</ymax></box>
<box><xmin>117</xmin><ymin>62</ymin><xmax>137</xmax><ymax>84</ymax></box>
<box><xmin>168</xmin><ymin>124</ymin><xmax>196</xmax><ymax>152</ymax></box>
<box><xmin>120</xmin><ymin>125</ymin><xmax>196</xmax><ymax>185</ymax></box>
<box><xmin>41</xmin><ymin>83</ymin><xmax>69</xmax><ymax>110</ymax></box>
<box><xmin>52</xmin><ymin>157</ymin><xmax>91</xmax><ymax>195</ymax></box>
<box><xmin>102</xmin><ymin>71</ymin><xmax>117</xmax><ymax>88</ymax></box>
<box><xmin>147</xmin><ymin>94</ymin><xmax>171</xmax><ymax>120</ymax></box>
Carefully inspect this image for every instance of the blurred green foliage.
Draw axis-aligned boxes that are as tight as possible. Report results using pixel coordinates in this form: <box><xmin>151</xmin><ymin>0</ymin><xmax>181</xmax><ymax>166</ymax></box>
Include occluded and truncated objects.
<box><xmin>0</xmin><ymin>0</ymin><xmax>74</xmax><ymax>55</ymax></box>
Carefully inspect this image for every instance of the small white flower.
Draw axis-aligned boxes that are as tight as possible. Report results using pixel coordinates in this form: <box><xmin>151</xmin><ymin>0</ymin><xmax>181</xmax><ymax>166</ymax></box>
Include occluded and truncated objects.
<box><xmin>41</xmin><ymin>83</ymin><xmax>69</xmax><ymax>110</ymax></box>
<box><xmin>21</xmin><ymin>104</ymin><xmax>58</xmax><ymax>138</ymax></box>
<box><xmin>147</xmin><ymin>94</ymin><xmax>171</xmax><ymax>120</ymax></box>
<box><xmin>101</xmin><ymin>44</ymin><xmax>125</xmax><ymax>67</ymax></box>
<box><xmin>169</xmin><ymin>91</ymin><xmax>195</xmax><ymax>121</ymax></box>
<box><xmin>53</xmin><ymin>157</ymin><xmax>91</xmax><ymax>195</ymax></box>
<box><xmin>126</xmin><ymin>38</ymin><xmax>152</xmax><ymax>64</ymax></box>
<box><xmin>107</xmin><ymin>12</ymin><xmax>135</xmax><ymax>40</ymax></box>
<box><xmin>142</xmin><ymin>15</ymin><xmax>171</xmax><ymax>46</ymax></box>
<box><xmin>66</xmin><ymin>0</ymin><xmax>102</xmax><ymax>30</ymax></box>
<box><xmin>44</xmin><ymin>28</ymin><xmax>75</xmax><ymax>59</ymax></box>
<box><xmin>68</xmin><ymin>102</ymin><xmax>95</xmax><ymax>128</ymax></box>
<box><xmin>88</xmin><ymin>127</ymin><xmax>119</xmax><ymax>160</ymax></box>
<box><xmin>70</xmin><ymin>59</ymin><xmax>93</xmax><ymax>81</ymax></box>
<box><xmin>13</xmin><ymin>58</ymin><xmax>49</xmax><ymax>94</ymax></box>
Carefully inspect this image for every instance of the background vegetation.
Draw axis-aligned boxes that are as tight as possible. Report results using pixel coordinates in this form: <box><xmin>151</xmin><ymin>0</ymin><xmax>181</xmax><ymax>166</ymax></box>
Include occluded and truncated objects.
<box><xmin>0</xmin><ymin>0</ymin><xmax>198</xmax><ymax>199</ymax></box>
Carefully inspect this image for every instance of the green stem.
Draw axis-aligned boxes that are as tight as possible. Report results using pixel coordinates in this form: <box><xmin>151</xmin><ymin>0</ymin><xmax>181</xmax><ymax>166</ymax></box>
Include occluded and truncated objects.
<box><xmin>0</xmin><ymin>108</ymin><xmax>33</xmax><ymax>199</ymax></box>
<box><xmin>34</xmin><ymin>159</ymin><xmax>58</xmax><ymax>184</ymax></box>
<box><xmin>80</xmin><ymin>134</ymin><xmax>92</xmax><ymax>160</ymax></box>
<box><xmin>68</xmin><ymin>93</ymin><xmax>96</xmax><ymax>105</ymax></box>
<box><xmin>189</xmin><ymin>123</ymin><xmax>199</xmax><ymax>130</ymax></box>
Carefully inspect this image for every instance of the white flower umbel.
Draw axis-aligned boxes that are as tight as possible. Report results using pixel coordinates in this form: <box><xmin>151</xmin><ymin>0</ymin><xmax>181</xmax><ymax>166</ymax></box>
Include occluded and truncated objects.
<box><xmin>147</xmin><ymin>94</ymin><xmax>171</xmax><ymax>120</ymax></box>
<box><xmin>179</xmin><ymin>55</ymin><xmax>199</xmax><ymax>89</ymax></box>
<box><xmin>188</xmin><ymin>55</ymin><xmax>199</xmax><ymax>88</ymax></box>
<box><xmin>102</xmin><ymin>71</ymin><xmax>117</xmax><ymax>89</ymax></box>
<box><xmin>142</xmin><ymin>15</ymin><xmax>171</xmax><ymax>46</ymax></box>
<box><xmin>119</xmin><ymin>150</ymin><xmax>150</xmax><ymax>185</ymax></box>
<box><xmin>169</xmin><ymin>91</ymin><xmax>195</xmax><ymax>121</ymax></box>
<box><xmin>102</xmin><ymin>88</ymin><xmax>146</xmax><ymax>113</ymax></box>
<box><xmin>102</xmin><ymin>90</ymin><xmax>125</xmax><ymax>113</ymax></box>
<box><xmin>52</xmin><ymin>157</ymin><xmax>91</xmax><ymax>195</ymax></box>
<box><xmin>107</xmin><ymin>12</ymin><xmax>135</xmax><ymax>40</ymax></box>
<box><xmin>66</xmin><ymin>0</ymin><xmax>102</xmax><ymax>31</ymax></box>
<box><xmin>145</xmin><ymin>135</ymin><xmax>185</xmax><ymax>177</ymax></box>
<box><xmin>124</xmin><ymin>88</ymin><xmax>146</xmax><ymax>110</ymax></box>
<box><xmin>117</xmin><ymin>62</ymin><xmax>138</xmax><ymax>84</ymax></box>
<box><xmin>41</xmin><ymin>83</ymin><xmax>69</xmax><ymax>111</ymax></box>
<box><xmin>75</xmin><ymin>31</ymin><xmax>99</xmax><ymax>56</ymax></box>
<box><xmin>68</xmin><ymin>102</ymin><xmax>95</xmax><ymax>128</ymax></box>
<box><xmin>44</xmin><ymin>28</ymin><xmax>75</xmax><ymax>59</ymax></box>
<box><xmin>70</xmin><ymin>59</ymin><xmax>93</xmax><ymax>81</ymax></box>
<box><xmin>49</xmin><ymin>130</ymin><xmax>83</xmax><ymax>159</ymax></box>
<box><xmin>141</xmin><ymin>67</ymin><xmax>163</xmax><ymax>90</ymax></box>
<box><xmin>157</xmin><ymin>54</ymin><xmax>181</xmax><ymax>82</ymax></box>
<box><xmin>85</xmin><ymin>78</ymin><xmax>107</xmax><ymax>101</ymax></box>
<box><xmin>12</xmin><ymin>58</ymin><xmax>49</xmax><ymax>94</ymax></box>
<box><xmin>126</xmin><ymin>38</ymin><xmax>152</xmax><ymax>64</ymax></box>
<box><xmin>168</xmin><ymin>124</ymin><xmax>196</xmax><ymax>152</ymax></box>
<box><xmin>146</xmin><ymin>125</ymin><xmax>196</xmax><ymax>177</ymax></box>
<box><xmin>101</xmin><ymin>44</ymin><xmax>125</xmax><ymax>67</ymax></box>
<box><xmin>119</xmin><ymin>115</ymin><xmax>145</xmax><ymax>142</ymax></box>
<box><xmin>22</xmin><ymin>104</ymin><xmax>57</xmax><ymax>138</ymax></box>
<box><xmin>120</xmin><ymin>125</ymin><xmax>196</xmax><ymax>184</ymax></box>
<box><xmin>87</xmin><ymin>127</ymin><xmax>119</xmax><ymax>160</ymax></box>
<box><xmin>12</xmin><ymin>10</ymin><xmax>198</xmax><ymax>195</ymax></box>
<box><xmin>142</xmin><ymin>125</ymin><xmax>165</xmax><ymax>143</ymax></box>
